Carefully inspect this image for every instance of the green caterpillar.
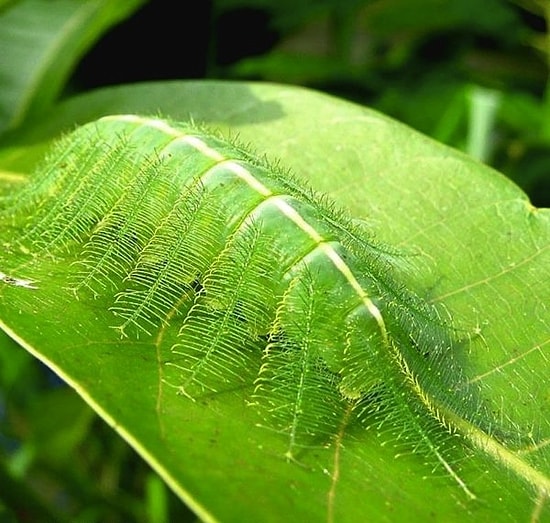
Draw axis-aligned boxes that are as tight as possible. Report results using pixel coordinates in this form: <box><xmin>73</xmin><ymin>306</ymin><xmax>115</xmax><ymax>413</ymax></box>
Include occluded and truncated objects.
<box><xmin>0</xmin><ymin>115</ymin><xmax>484</xmax><ymax>496</ymax></box>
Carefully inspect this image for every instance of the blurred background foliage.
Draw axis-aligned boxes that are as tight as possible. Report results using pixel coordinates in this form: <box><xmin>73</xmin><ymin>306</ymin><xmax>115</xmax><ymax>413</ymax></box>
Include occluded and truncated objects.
<box><xmin>1</xmin><ymin>1</ymin><xmax>548</xmax><ymax>522</ymax></box>
<box><xmin>72</xmin><ymin>0</ymin><xmax>550</xmax><ymax>207</ymax></box>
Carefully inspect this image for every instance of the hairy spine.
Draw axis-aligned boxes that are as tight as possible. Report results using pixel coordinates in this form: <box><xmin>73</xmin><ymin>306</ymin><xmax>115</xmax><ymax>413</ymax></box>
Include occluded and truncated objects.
<box><xmin>1</xmin><ymin>114</ymin><xmax>483</xmax><ymax>494</ymax></box>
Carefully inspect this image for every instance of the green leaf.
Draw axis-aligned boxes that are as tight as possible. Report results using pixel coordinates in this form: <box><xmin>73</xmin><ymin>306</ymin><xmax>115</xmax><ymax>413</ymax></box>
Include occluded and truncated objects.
<box><xmin>0</xmin><ymin>0</ymin><xmax>145</xmax><ymax>135</ymax></box>
<box><xmin>0</xmin><ymin>81</ymin><xmax>548</xmax><ymax>522</ymax></box>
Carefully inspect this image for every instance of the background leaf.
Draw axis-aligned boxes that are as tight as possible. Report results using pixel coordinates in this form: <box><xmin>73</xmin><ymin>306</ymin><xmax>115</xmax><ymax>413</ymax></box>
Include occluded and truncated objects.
<box><xmin>0</xmin><ymin>80</ymin><xmax>548</xmax><ymax>522</ymax></box>
<box><xmin>0</xmin><ymin>0</ymin><xmax>145</xmax><ymax>135</ymax></box>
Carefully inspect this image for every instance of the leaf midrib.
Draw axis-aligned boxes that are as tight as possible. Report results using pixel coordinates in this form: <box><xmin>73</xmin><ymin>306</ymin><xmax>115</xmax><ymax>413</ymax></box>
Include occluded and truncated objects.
<box><xmin>441</xmin><ymin>402</ymin><xmax>550</xmax><ymax>497</ymax></box>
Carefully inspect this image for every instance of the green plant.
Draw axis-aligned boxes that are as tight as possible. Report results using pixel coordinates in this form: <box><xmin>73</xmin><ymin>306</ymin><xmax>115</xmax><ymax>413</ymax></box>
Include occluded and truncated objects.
<box><xmin>0</xmin><ymin>1</ymin><xmax>548</xmax><ymax>522</ymax></box>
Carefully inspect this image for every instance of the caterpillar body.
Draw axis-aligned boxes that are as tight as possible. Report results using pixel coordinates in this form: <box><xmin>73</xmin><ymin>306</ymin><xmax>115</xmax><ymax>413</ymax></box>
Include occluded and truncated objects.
<box><xmin>0</xmin><ymin>115</ymin><xmax>482</xmax><ymax>496</ymax></box>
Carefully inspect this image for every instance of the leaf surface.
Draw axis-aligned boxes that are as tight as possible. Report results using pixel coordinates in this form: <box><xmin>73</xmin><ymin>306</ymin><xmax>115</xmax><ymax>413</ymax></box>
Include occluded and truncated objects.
<box><xmin>0</xmin><ymin>81</ymin><xmax>548</xmax><ymax>522</ymax></box>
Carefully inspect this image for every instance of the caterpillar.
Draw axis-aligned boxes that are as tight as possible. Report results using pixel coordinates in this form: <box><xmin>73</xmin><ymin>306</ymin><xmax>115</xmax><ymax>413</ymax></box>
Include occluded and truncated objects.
<box><xmin>0</xmin><ymin>114</ymin><xmax>486</xmax><ymax>497</ymax></box>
